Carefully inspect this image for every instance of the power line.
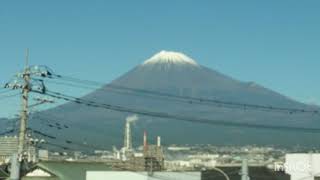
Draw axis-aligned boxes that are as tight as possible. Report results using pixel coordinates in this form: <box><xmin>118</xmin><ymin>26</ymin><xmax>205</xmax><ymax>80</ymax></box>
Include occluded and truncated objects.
<box><xmin>31</xmin><ymin>113</ymin><xmax>150</xmax><ymax>148</ymax></box>
<box><xmin>31</xmin><ymin>89</ymin><xmax>320</xmax><ymax>134</ymax></box>
<box><xmin>28</xmin><ymin>127</ymin><xmax>107</xmax><ymax>150</ymax></box>
<box><xmin>0</xmin><ymin>89</ymin><xmax>14</xmax><ymax>94</ymax></box>
<box><xmin>41</xmin><ymin>78</ymin><xmax>278</xmax><ymax>114</ymax></box>
<box><xmin>42</xmin><ymin>141</ymin><xmax>73</xmax><ymax>151</ymax></box>
<box><xmin>31</xmin><ymin>114</ymin><xmax>70</xmax><ymax>130</ymax></box>
<box><xmin>41</xmin><ymin>74</ymin><xmax>319</xmax><ymax>115</ymax></box>
<box><xmin>0</xmin><ymin>117</ymin><xmax>19</xmax><ymax>136</ymax></box>
<box><xmin>0</xmin><ymin>129</ymin><xmax>16</xmax><ymax>136</ymax></box>
<box><xmin>0</xmin><ymin>92</ymin><xmax>21</xmax><ymax>101</ymax></box>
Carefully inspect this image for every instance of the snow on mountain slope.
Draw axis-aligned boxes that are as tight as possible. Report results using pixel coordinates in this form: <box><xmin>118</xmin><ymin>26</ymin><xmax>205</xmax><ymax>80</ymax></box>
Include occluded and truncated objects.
<box><xmin>142</xmin><ymin>50</ymin><xmax>200</xmax><ymax>67</ymax></box>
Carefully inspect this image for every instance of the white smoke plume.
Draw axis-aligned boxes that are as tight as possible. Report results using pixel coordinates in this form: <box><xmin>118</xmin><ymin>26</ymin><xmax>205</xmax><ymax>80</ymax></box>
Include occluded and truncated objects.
<box><xmin>126</xmin><ymin>114</ymin><xmax>139</xmax><ymax>123</ymax></box>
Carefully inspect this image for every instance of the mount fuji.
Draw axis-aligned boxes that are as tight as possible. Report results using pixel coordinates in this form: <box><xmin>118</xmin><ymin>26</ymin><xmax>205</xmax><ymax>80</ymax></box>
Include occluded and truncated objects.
<box><xmin>28</xmin><ymin>51</ymin><xmax>320</xmax><ymax>149</ymax></box>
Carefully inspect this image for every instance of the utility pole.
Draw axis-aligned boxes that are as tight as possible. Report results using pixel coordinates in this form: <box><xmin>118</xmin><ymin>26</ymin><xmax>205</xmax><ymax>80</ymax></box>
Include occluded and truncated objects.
<box><xmin>241</xmin><ymin>158</ymin><xmax>250</xmax><ymax>180</ymax></box>
<box><xmin>9</xmin><ymin>154</ymin><xmax>20</xmax><ymax>180</ymax></box>
<box><xmin>18</xmin><ymin>48</ymin><xmax>30</xmax><ymax>159</ymax></box>
<box><xmin>9</xmin><ymin>49</ymin><xmax>30</xmax><ymax>180</ymax></box>
<box><xmin>5</xmin><ymin>49</ymin><xmax>53</xmax><ymax>180</ymax></box>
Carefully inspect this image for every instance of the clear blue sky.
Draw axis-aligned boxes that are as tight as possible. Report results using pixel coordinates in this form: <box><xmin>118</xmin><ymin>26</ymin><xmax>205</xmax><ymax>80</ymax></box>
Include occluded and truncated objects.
<box><xmin>0</xmin><ymin>0</ymin><xmax>319</xmax><ymax>118</ymax></box>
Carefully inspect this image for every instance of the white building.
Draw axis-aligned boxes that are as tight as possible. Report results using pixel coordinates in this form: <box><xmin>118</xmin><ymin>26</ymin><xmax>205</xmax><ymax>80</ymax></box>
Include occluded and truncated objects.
<box><xmin>86</xmin><ymin>171</ymin><xmax>200</xmax><ymax>180</ymax></box>
<box><xmin>285</xmin><ymin>153</ymin><xmax>320</xmax><ymax>180</ymax></box>
<box><xmin>167</xmin><ymin>146</ymin><xmax>191</xmax><ymax>151</ymax></box>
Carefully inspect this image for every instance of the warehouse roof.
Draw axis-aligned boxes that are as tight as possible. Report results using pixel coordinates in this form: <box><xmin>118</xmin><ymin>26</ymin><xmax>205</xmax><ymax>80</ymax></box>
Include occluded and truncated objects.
<box><xmin>22</xmin><ymin>161</ymin><xmax>112</xmax><ymax>180</ymax></box>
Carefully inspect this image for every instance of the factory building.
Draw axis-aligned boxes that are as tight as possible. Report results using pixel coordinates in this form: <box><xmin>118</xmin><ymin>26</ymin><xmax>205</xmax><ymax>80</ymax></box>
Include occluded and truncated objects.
<box><xmin>116</xmin><ymin>131</ymin><xmax>165</xmax><ymax>172</ymax></box>
<box><xmin>143</xmin><ymin>133</ymin><xmax>164</xmax><ymax>172</ymax></box>
<box><xmin>114</xmin><ymin>116</ymin><xmax>165</xmax><ymax>171</ymax></box>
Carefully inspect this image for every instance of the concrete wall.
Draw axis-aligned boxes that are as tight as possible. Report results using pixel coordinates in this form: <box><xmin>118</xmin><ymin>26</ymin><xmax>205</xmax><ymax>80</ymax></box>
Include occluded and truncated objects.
<box><xmin>86</xmin><ymin>171</ymin><xmax>201</xmax><ymax>180</ymax></box>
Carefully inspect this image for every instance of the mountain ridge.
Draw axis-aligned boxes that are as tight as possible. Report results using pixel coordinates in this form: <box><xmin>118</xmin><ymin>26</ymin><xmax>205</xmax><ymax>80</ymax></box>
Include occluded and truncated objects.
<box><xmin>15</xmin><ymin>51</ymin><xmax>320</xmax><ymax>149</ymax></box>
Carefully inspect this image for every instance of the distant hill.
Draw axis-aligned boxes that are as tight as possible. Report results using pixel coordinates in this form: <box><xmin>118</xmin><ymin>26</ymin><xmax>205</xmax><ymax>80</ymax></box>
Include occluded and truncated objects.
<box><xmin>27</xmin><ymin>51</ymin><xmax>320</xmax><ymax>150</ymax></box>
<box><xmin>0</xmin><ymin>118</ymin><xmax>15</xmax><ymax>135</ymax></box>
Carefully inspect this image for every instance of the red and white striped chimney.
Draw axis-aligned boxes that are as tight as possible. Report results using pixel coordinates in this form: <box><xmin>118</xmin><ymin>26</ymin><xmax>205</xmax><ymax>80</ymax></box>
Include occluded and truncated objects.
<box><xmin>143</xmin><ymin>131</ymin><xmax>148</xmax><ymax>152</ymax></box>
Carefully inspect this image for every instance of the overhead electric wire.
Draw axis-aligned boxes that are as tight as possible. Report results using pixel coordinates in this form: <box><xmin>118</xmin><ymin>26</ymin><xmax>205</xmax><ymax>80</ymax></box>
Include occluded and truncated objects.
<box><xmin>31</xmin><ymin>89</ymin><xmax>320</xmax><ymax>134</ymax></box>
<box><xmin>6</xmin><ymin>67</ymin><xmax>304</xmax><ymax>179</ymax></box>
<box><xmin>0</xmin><ymin>92</ymin><xmax>20</xmax><ymax>101</ymax></box>
<box><xmin>28</xmin><ymin>127</ymin><xmax>107</xmax><ymax>150</ymax></box>
<box><xmin>58</xmin><ymin>75</ymin><xmax>320</xmax><ymax>114</ymax></box>
<box><xmin>0</xmin><ymin>129</ymin><xmax>16</xmax><ymax>136</ymax></box>
<box><xmin>31</xmin><ymin>114</ymin><xmax>70</xmax><ymax>130</ymax></box>
<box><xmin>43</xmin><ymin>141</ymin><xmax>72</xmax><ymax>151</ymax></box>
<box><xmin>42</xmin><ymin>74</ymin><xmax>319</xmax><ymax>115</ymax></box>
<box><xmin>41</xmin><ymin>78</ymin><xmax>280</xmax><ymax>115</ymax></box>
<box><xmin>35</xmin><ymin>78</ymin><xmax>99</xmax><ymax>91</ymax></box>
<box><xmin>0</xmin><ymin>89</ymin><xmax>13</xmax><ymax>94</ymax></box>
<box><xmin>36</xmin><ymin>117</ymin><xmax>68</xmax><ymax>130</ymax></box>
<box><xmin>0</xmin><ymin>117</ymin><xmax>19</xmax><ymax>136</ymax></box>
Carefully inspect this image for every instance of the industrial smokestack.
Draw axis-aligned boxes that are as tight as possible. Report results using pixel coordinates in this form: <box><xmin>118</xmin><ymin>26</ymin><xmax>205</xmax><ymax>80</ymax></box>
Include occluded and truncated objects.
<box><xmin>157</xmin><ymin>136</ymin><xmax>161</xmax><ymax>147</ymax></box>
<box><xmin>124</xmin><ymin>115</ymin><xmax>139</xmax><ymax>150</ymax></box>
<box><xmin>143</xmin><ymin>130</ymin><xmax>148</xmax><ymax>154</ymax></box>
<box><xmin>124</xmin><ymin>121</ymin><xmax>131</xmax><ymax>150</ymax></box>
<box><xmin>143</xmin><ymin>131</ymin><xmax>147</xmax><ymax>148</ymax></box>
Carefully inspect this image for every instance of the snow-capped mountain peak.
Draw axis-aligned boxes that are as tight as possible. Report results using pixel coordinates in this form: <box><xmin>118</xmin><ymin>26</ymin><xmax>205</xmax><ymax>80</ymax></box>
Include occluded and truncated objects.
<box><xmin>142</xmin><ymin>50</ymin><xmax>199</xmax><ymax>67</ymax></box>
